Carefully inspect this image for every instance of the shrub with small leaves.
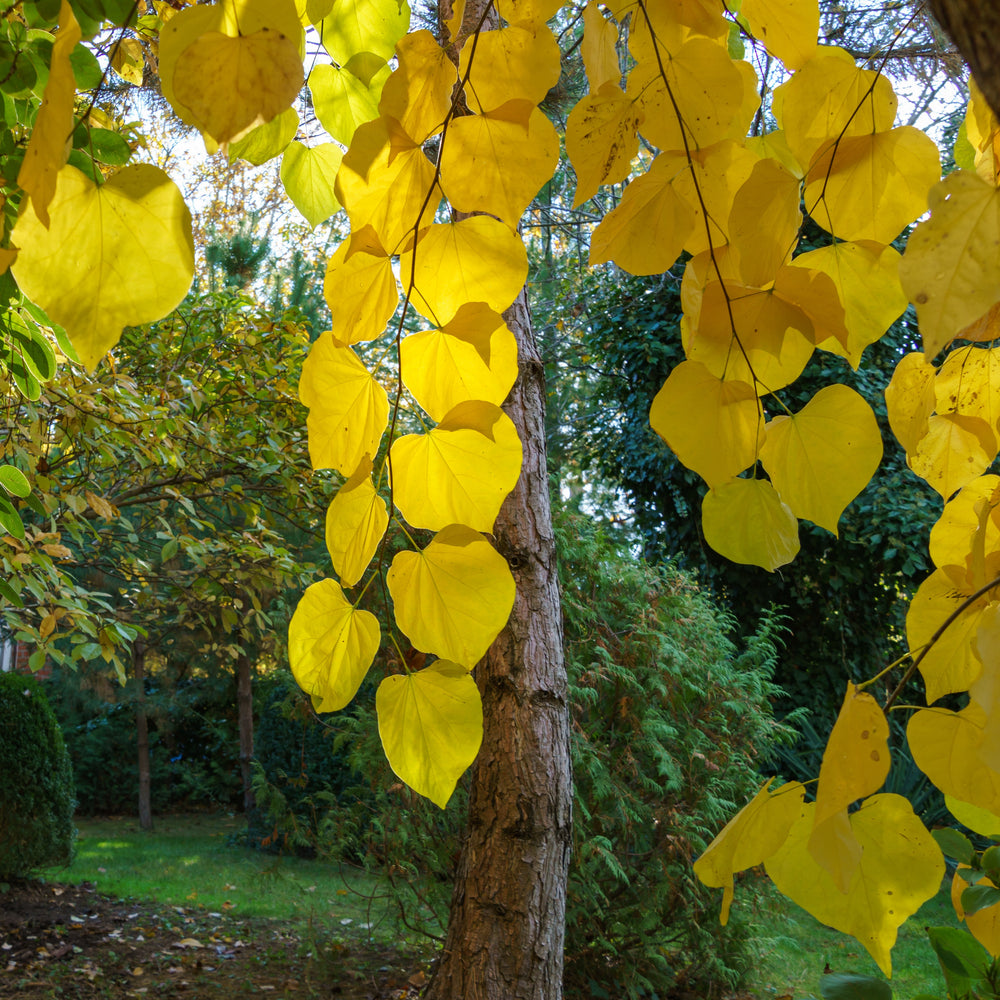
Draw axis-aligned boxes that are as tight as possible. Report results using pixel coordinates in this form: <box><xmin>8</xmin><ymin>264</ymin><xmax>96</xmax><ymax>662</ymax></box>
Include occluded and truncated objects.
<box><xmin>0</xmin><ymin>672</ymin><xmax>75</xmax><ymax>878</ymax></box>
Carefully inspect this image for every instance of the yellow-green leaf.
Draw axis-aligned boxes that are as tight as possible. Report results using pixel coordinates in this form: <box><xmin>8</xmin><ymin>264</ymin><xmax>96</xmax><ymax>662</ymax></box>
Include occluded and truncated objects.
<box><xmin>946</xmin><ymin>796</ymin><xmax>1000</xmax><ymax>838</ymax></box>
<box><xmin>649</xmin><ymin>360</ymin><xmax>762</xmax><ymax>488</ymax></box>
<box><xmin>399</xmin><ymin>217</ymin><xmax>528</xmax><ymax>326</ymax></box>
<box><xmin>390</xmin><ymin>402</ymin><xmax>522</xmax><ymax>532</ymax></box>
<box><xmin>309</xmin><ymin>63</ymin><xmax>384</xmax><ymax>146</ymax></box>
<box><xmin>11</xmin><ymin>164</ymin><xmax>194</xmax><ymax>371</ymax></box>
<box><xmin>317</xmin><ymin>0</ymin><xmax>410</xmax><ymax>65</ymax></box>
<box><xmin>387</xmin><ymin>525</ymin><xmax>515</xmax><ymax>669</ymax></box>
<box><xmin>376</xmin><ymin>660</ymin><xmax>482</xmax><ymax>808</ymax></box>
<box><xmin>759</xmin><ymin>384</ymin><xmax>882</xmax><ymax>535</ymax></box>
<box><xmin>17</xmin><ymin>0</ymin><xmax>81</xmax><ymax>228</ymax></box>
<box><xmin>400</xmin><ymin>303</ymin><xmax>518</xmax><ymax>421</ymax></box>
<box><xmin>228</xmin><ymin>107</ymin><xmax>299</xmax><ymax>165</ymax></box>
<box><xmin>299</xmin><ymin>333</ymin><xmax>389</xmax><ymax>475</ymax></box>
<box><xmin>323</xmin><ymin>231</ymin><xmax>399</xmax><ymax>345</ymax></box>
<box><xmin>701</xmin><ymin>478</ymin><xmax>800</xmax><ymax>571</ymax></box>
<box><xmin>900</xmin><ymin>171</ymin><xmax>1000</xmax><ymax>360</ymax></box>
<box><xmin>325</xmin><ymin>457</ymin><xmax>388</xmax><ymax>587</ymax></box>
<box><xmin>765</xmin><ymin>795</ymin><xmax>944</xmax><ymax>976</ymax></box>
<box><xmin>110</xmin><ymin>36</ymin><xmax>145</xmax><ymax>86</ymax></box>
<box><xmin>280</xmin><ymin>141</ymin><xmax>344</xmax><ymax>228</ymax></box>
<box><xmin>289</xmin><ymin>578</ymin><xmax>380</xmax><ymax>712</ymax></box>
<box><xmin>694</xmin><ymin>778</ymin><xmax>805</xmax><ymax>924</ymax></box>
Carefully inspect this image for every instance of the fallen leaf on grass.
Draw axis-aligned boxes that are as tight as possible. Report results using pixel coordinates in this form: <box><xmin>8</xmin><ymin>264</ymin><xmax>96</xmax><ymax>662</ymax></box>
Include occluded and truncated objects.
<box><xmin>172</xmin><ymin>938</ymin><xmax>203</xmax><ymax>949</ymax></box>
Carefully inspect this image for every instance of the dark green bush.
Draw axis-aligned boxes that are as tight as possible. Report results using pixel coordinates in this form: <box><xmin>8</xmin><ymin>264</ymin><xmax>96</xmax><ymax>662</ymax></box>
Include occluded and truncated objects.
<box><xmin>0</xmin><ymin>672</ymin><xmax>76</xmax><ymax>878</ymax></box>
<box><xmin>304</xmin><ymin>508</ymin><xmax>795</xmax><ymax>996</ymax></box>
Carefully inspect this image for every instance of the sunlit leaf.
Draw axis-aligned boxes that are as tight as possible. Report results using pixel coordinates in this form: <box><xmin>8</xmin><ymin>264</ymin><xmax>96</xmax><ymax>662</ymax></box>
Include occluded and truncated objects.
<box><xmin>458</xmin><ymin>24</ymin><xmax>561</xmax><ymax>113</ymax></box>
<box><xmin>760</xmin><ymin>384</ymin><xmax>882</xmax><ymax>535</ymax></box>
<box><xmin>280</xmin><ymin>142</ymin><xmax>343</xmax><ymax>227</ymax></box>
<box><xmin>317</xmin><ymin>0</ymin><xmax>410</xmax><ymax>65</ymax></box>
<box><xmin>885</xmin><ymin>352</ymin><xmax>937</xmax><ymax>456</ymax></box>
<box><xmin>325</xmin><ymin>457</ymin><xmax>388</xmax><ymax>587</ymax></box>
<box><xmin>649</xmin><ymin>361</ymin><xmax>763</xmax><ymax>488</ymax></box>
<box><xmin>390</xmin><ymin>402</ymin><xmax>522</xmax><ymax>532</ymax></box>
<box><xmin>379</xmin><ymin>29</ymin><xmax>455</xmax><ymax>142</ymax></box>
<box><xmin>11</xmin><ymin>165</ymin><xmax>194</xmax><ymax>371</ymax></box>
<box><xmin>289</xmin><ymin>578</ymin><xmax>380</xmax><ymax>713</ymax></box>
<box><xmin>323</xmin><ymin>228</ymin><xmax>399</xmax><ymax>345</ymax></box>
<box><xmin>740</xmin><ymin>0</ymin><xmax>817</xmax><ymax>69</ymax></box>
<box><xmin>377</xmin><ymin>661</ymin><xmax>482</xmax><ymax>808</ymax></box>
<box><xmin>581</xmin><ymin>0</ymin><xmax>619</xmax><ymax>92</ymax></box>
<box><xmin>907</xmin><ymin>413</ymin><xmax>996</xmax><ymax>501</ymax></box>
<box><xmin>400</xmin><ymin>303</ymin><xmax>518</xmax><ymax>421</ymax></box>
<box><xmin>229</xmin><ymin>107</ymin><xmax>299</xmax><ymax>165</ymax></box>
<box><xmin>935</xmin><ymin>346</ymin><xmax>1000</xmax><ymax>455</ymax></box>
<box><xmin>387</xmin><ymin>524</ymin><xmax>515</xmax><ymax>669</ymax></box>
<box><xmin>952</xmin><ymin>866</ymin><xmax>1000</xmax><ymax>958</ymax></box>
<box><xmin>299</xmin><ymin>333</ymin><xmax>389</xmax><ymax>475</ymax></box>
<box><xmin>701</xmin><ymin>478</ymin><xmax>800</xmax><ymax>572</ymax></box>
<box><xmin>309</xmin><ymin>63</ymin><xmax>383</xmax><ymax>146</ymax></box>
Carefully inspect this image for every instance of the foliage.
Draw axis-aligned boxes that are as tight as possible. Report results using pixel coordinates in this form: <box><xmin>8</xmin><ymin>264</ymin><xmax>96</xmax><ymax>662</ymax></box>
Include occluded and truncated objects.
<box><xmin>0</xmin><ymin>671</ymin><xmax>75</xmax><ymax>878</ymax></box>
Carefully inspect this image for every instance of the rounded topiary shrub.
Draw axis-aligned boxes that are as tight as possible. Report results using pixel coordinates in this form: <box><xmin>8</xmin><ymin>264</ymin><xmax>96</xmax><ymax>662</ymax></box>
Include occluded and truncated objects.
<box><xmin>0</xmin><ymin>672</ymin><xmax>76</xmax><ymax>878</ymax></box>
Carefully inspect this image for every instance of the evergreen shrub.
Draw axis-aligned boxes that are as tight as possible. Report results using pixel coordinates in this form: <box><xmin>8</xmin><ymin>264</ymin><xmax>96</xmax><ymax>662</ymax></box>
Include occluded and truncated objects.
<box><xmin>0</xmin><ymin>672</ymin><xmax>76</xmax><ymax>878</ymax></box>
<box><xmin>300</xmin><ymin>508</ymin><xmax>795</xmax><ymax>997</ymax></box>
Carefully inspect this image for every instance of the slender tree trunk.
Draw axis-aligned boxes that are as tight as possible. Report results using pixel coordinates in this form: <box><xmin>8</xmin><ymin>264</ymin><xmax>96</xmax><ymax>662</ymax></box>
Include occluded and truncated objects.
<box><xmin>236</xmin><ymin>648</ymin><xmax>255</xmax><ymax>813</ymax></box>
<box><xmin>134</xmin><ymin>643</ymin><xmax>153</xmax><ymax>832</ymax></box>
<box><xmin>425</xmin><ymin>291</ymin><xmax>573</xmax><ymax>1000</ymax></box>
<box><xmin>930</xmin><ymin>0</ymin><xmax>1000</xmax><ymax>118</ymax></box>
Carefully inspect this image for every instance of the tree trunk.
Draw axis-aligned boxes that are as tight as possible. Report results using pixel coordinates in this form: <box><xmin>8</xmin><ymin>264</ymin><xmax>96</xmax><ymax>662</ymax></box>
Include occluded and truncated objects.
<box><xmin>930</xmin><ymin>0</ymin><xmax>1000</xmax><ymax>117</ymax></box>
<box><xmin>236</xmin><ymin>648</ymin><xmax>255</xmax><ymax>814</ymax></box>
<box><xmin>134</xmin><ymin>643</ymin><xmax>153</xmax><ymax>832</ymax></box>
<box><xmin>425</xmin><ymin>290</ymin><xmax>573</xmax><ymax>1000</ymax></box>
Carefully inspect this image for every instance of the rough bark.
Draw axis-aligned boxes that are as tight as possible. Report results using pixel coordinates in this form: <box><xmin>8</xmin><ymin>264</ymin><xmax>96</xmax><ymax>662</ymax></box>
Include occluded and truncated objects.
<box><xmin>930</xmin><ymin>0</ymin><xmax>1000</xmax><ymax>117</ymax></box>
<box><xmin>236</xmin><ymin>649</ymin><xmax>255</xmax><ymax>814</ymax></box>
<box><xmin>134</xmin><ymin>644</ymin><xmax>153</xmax><ymax>832</ymax></box>
<box><xmin>424</xmin><ymin>290</ymin><xmax>572</xmax><ymax>1000</ymax></box>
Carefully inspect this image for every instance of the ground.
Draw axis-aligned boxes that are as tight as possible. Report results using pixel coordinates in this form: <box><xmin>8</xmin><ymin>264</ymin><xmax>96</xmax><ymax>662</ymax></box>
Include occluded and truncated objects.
<box><xmin>0</xmin><ymin>879</ymin><xmax>427</xmax><ymax>999</ymax></box>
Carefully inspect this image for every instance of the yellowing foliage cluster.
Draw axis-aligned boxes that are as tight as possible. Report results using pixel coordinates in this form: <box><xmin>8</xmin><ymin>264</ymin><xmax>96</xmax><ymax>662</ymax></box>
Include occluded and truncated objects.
<box><xmin>7</xmin><ymin>0</ymin><xmax>1000</xmax><ymax>978</ymax></box>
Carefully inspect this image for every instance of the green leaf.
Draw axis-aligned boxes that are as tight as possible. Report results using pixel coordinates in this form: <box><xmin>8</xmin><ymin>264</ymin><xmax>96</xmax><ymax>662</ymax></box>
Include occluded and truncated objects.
<box><xmin>279</xmin><ymin>142</ymin><xmax>343</xmax><ymax>228</ymax></box>
<box><xmin>932</xmin><ymin>828</ymin><xmax>976</xmax><ymax>867</ymax></box>
<box><xmin>68</xmin><ymin>41</ymin><xmax>101</xmax><ymax>89</ymax></box>
<box><xmin>0</xmin><ymin>579</ymin><xmax>24</xmax><ymax>608</ymax></box>
<box><xmin>87</xmin><ymin>127</ymin><xmax>131</xmax><ymax>165</ymax></box>
<box><xmin>160</xmin><ymin>538</ymin><xmax>179</xmax><ymax>562</ymax></box>
<box><xmin>0</xmin><ymin>465</ymin><xmax>30</xmax><ymax>498</ymax></box>
<box><xmin>820</xmin><ymin>973</ymin><xmax>892</xmax><ymax>1000</ymax></box>
<box><xmin>926</xmin><ymin>926</ymin><xmax>989</xmax><ymax>998</ymax></box>
<box><xmin>961</xmin><ymin>883</ymin><xmax>1000</xmax><ymax>916</ymax></box>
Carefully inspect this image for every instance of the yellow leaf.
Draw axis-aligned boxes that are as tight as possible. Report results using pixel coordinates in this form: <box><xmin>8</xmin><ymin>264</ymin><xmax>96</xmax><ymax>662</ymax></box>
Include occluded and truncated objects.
<box><xmin>885</xmin><ymin>352</ymin><xmax>937</xmax><ymax>456</ymax></box>
<box><xmin>805</xmin><ymin>128</ymin><xmax>941</xmax><ymax>244</ymax></box>
<box><xmin>793</xmin><ymin>242</ymin><xmax>908</xmax><ymax>369</ymax></box>
<box><xmin>289</xmin><ymin>578</ymin><xmax>380</xmax><ymax>712</ymax></box>
<box><xmin>769</xmin><ymin>265</ymin><xmax>850</xmax><ymax>350</ymax></box>
<box><xmin>588</xmin><ymin>153</ymin><xmax>696</xmax><ymax>275</ymax></box>
<box><xmin>741</xmin><ymin>0</ymin><xmax>817</xmax><ymax>70</ymax></box>
<box><xmin>325</xmin><ymin>457</ymin><xmax>388</xmax><ymax>587</ymax></box>
<box><xmin>495</xmin><ymin>0</ymin><xmax>563</xmax><ymax>26</ymax></box>
<box><xmin>626</xmin><ymin>0</ymin><xmax>729</xmax><ymax>59</ymax></box>
<box><xmin>458</xmin><ymin>25</ymin><xmax>561</xmax><ymax>114</ymax></box>
<box><xmin>400</xmin><ymin>303</ymin><xmax>518</xmax><ymax>421</ymax></box>
<box><xmin>387</xmin><ymin>524</ymin><xmax>515</xmax><ymax>669</ymax></box>
<box><xmin>323</xmin><ymin>231</ymin><xmax>398</xmax><ymax>345</ymax></box>
<box><xmin>17</xmin><ymin>0</ymin><xmax>82</xmax><ymax>228</ymax></box>
<box><xmin>172</xmin><ymin>28</ymin><xmax>304</xmax><ymax>146</ymax></box>
<box><xmin>808</xmin><ymin>683</ymin><xmax>890</xmax><ymax>892</ymax></box>
<box><xmin>376</xmin><ymin>661</ymin><xmax>482</xmax><ymax>808</ymax></box>
<box><xmin>627</xmin><ymin>38</ymin><xmax>744</xmax><ymax>153</ymax></box>
<box><xmin>900</xmin><ymin>171</ymin><xmax>1000</xmax><ymax>360</ymax></box>
<box><xmin>378</xmin><ymin>30</ymin><xmax>455</xmax><ymax>143</ymax></box>
<box><xmin>946</xmin><ymin>795</ymin><xmax>1000</xmax><ymax>838</ymax></box>
<box><xmin>929</xmin><ymin>475</ymin><xmax>1000</xmax><ymax>588</ymax></box>
<box><xmin>935</xmin><ymin>346</ymin><xmax>1000</xmax><ymax>455</ymax></box>
<box><xmin>299</xmin><ymin>333</ymin><xmax>389</xmax><ymax>476</ymax></box>
<box><xmin>335</xmin><ymin>118</ymin><xmax>441</xmax><ymax>254</ymax></box>
<box><xmin>39</xmin><ymin>613</ymin><xmax>56</xmax><ymax>640</ymax></box>
<box><xmin>765</xmin><ymin>795</ymin><xmax>944</xmax><ymax>976</ymax></box>
<box><xmin>390</xmin><ymin>401</ymin><xmax>522</xmax><ymax>533</ymax></box>
<box><xmin>110</xmin><ymin>36</ymin><xmax>145</xmax><ymax>86</ymax></box>
<box><xmin>566</xmin><ymin>82</ymin><xmax>642</xmax><ymax>207</ymax></box>
<box><xmin>0</xmin><ymin>248</ymin><xmax>16</xmax><ymax>275</ymax></box>
<box><xmin>701</xmin><ymin>478</ymin><xmax>800</xmax><ymax>571</ymax></box>
<box><xmin>582</xmin><ymin>0</ymin><xmax>619</xmax><ymax>92</ymax></box>
<box><xmin>952</xmin><ymin>866</ymin><xmax>1000</xmax><ymax>958</ymax></box>
<box><xmin>728</xmin><ymin>158</ymin><xmax>802</xmax><ymax>288</ymax></box>
<box><xmin>11</xmin><ymin>165</ymin><xmax>194</xmax><ymax>371</ymax></box>
<box><xmin>649</xmin><ymin>361</ymin><xmax>763</xmax><ymax>488</ymax></box>
<box><xmin>907</xmin><ymin>413</ymin><xmax>996</xmax><ymax>501</ymax></box>
<box><xmin>760</xmin><ymin>384</ymin><xmax>882</xmax><ymax>535</ymax></box>
<box><xmin>439</xmin><ymin>105</ymin><xmax>559</xmax><ymax>228</ymax></box>
<box><xmin>399</xmin><ymin>218</ymin><xmax>528</xmax><ymax>326</ymax></box>
<box><xmin>280</xmin><ymin>142</ymin><xmax>343</xmax><ymax>228</ymax></box>
<box><xmin>774</xmin><ymin>47</ymin><xmax>896</xmax><ymax>169</ymax></box>
<box><xmin>309</xmin><ymin>63</ymin><xmax>383</xmax><ymax>146</ymax></box>
<box><xmin>84</xmin><ymin>490</ymin><xmax>116</xmax><ymax>520</ymax></box>
<box><xmin>906</xmin><ymin>567</ymin><xmax>989</xmax><ymax>702</ymax></box>
<box><xmin>693</xmin><ymin>778</ymin><xmax>805</xmax><ymax>924</ymax></box>
<box><xmin>958</xmin><ymin>301</ymin><xmax>1000</xmax><ymax>343</ymax></box>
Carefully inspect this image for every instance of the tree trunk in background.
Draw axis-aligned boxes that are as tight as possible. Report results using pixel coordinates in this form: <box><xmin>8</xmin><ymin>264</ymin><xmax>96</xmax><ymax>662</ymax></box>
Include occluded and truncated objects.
<box><xmin>930</xmin><ymin>0</ymin><xmax>1000</xmax><ymax>117</ymax></box>
<box><xmin>134</xmin><ymin>643</ymin><xmax>153</xmax><ymax>832</ymax></box>
<box><xmin>425</xmin><ymin>291</ymin><xmax>573</xmax><ymax>1000</ymax></box>
<box><xmin>236</xmin><ymin>648</ymin><xmax>255</xmax><ymax>813</ymax></box>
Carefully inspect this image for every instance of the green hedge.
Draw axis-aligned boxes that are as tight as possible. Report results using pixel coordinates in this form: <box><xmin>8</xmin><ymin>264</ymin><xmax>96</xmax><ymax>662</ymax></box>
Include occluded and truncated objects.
<box><xmin>0</xmin><ymin>672</ymin><xmax>76</xmax><ymax>878</ymax></box>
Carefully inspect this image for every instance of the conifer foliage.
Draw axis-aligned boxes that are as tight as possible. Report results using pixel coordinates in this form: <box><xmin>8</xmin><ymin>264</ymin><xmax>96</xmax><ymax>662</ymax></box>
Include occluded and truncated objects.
<box><xmin>6</xmin><ymin>0</ymin><xmax>1000</xmax><ymax>987</ymax></box>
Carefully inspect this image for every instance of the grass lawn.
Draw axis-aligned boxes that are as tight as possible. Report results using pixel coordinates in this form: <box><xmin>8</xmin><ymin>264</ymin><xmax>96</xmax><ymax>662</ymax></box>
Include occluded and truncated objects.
<box><xmin>51</xmin><ymin>812</ymin><xmax>402</xmax><ymax>939</ymax></box>
<box><xmin>749</xmin><ymin>878</ymin><xmax>960</xmax><ymax>999</ymax></box>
